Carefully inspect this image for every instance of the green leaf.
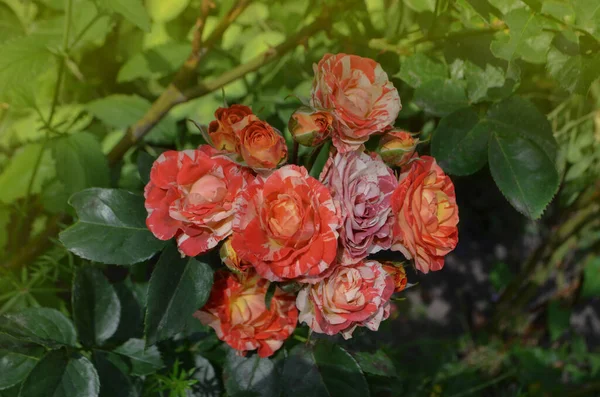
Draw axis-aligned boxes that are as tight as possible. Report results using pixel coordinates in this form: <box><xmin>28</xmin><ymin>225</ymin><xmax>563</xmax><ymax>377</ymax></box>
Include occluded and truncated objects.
<box><xmin>488</xmin><ymin>130</ymin><xmax>559</xmax><ymax>219</ymax></box>
<box><xmin>547</xmin><ymin>47</ymin><xmax>600</xmax><ymax>95</ymax></box>
<box><xmin>403</xmin><ymin>0</ymin><xmax>436</xmax><ymax>13</ymax></box>
<box><xmin>240</xmin><ymin>32</ymin><xmax>286</xmax><ymax>64</ymax></box>
<box><xmin>59</xmin><ymin>188</ymin><xmax>167</xmax><ymax>265</ymax></box>
<box><xmin>107</xmin><ymin>281</ymin><xmax>145</xmax><ymax>344</ymax></box>
<box><xmin>86</xmin><ymin>94</ymin><xmax>177</xmax><ymax>144</ymax></box>
<box><xmin>309</xmin><ymin>142</ymin><xmax>332</xmax><ymax>179</ymax></box>
<box><xmin>0</xmin><ymin>143</ymin><xmax>55</xmax><ymax>205</ymax></box>
<box><xmin>51</xmin><ymin>132</ymin><xmax>110</xmax><ymax>197</ymax></box>
<box><xmin>147</xmin><ymin>0</ymin><xmax>189</xmax><ymax>22</ymax></box>
<box><xmin>113</xmin><ymin>339</ymin><xmax>164</xmax><ymax>376</ymax></box>
<box><xmin>431</xmin><ymin>107</ymin><xmax>489</xmax><ymax>175</ymax></box>
<box><xmin>223</xmin><ymin>348</ymin><xmax>280</xmax><ymax>397</ymax></box>
<box><xmin>490</xmin><ymin>8</ymin><xmax>554</xmax><ymax>64</ymax></box>
<box><xmin>144</xmin><ymin>245</ymin><xmax>214</xmax><ymax>345</ymax></box>
<box><xmin>490</xmin><ymin>262</ymin><xmax>514</xmax><ymax>292</ymax></box>
<box><xmin>396</xmin><ymin>53</ymin><xmax>448</xmax><ymax>88</ymax></box>
<box><xmin>0</xmin><ymin>34</ymin><xmax>54</xmax><ymax>102</ymax></box>
<box><xmin>72</xmin><ymin>267</ymin><xmax>121</xmax><ymax>347</ymax></box>
<box><xmin>414</xmin><ymin>78</ymin><xmax>469</xmax><ymax>117</ymax></box>
<box><xmin>99</xmin><ymin>0</ymin><xmax>151</xmax><ymax>32</ymax></box>
<box><xmin>282</xmin><ymin>340</ymin><xmax>370</xmax><ymax>397</ymax></box>
<box><xmin>547</xmin><ymin>301</ymin><xmax>570</xmax><ymax>341</ymax></box>
<box><xmin>353</xmin><ymin>350</ymin><xmax>397</xmax><ymax>378</ymax></box>
<box><xmin>92</xmin><ymin>352</ymin><xmax>134</xmax><ymax>397</ymax></box>
<box><xmin>0</xmin><ymin>346</ymin><xmax>44</xmax><ymax>390</ymax></box>
<box><xmin>452</xmin><ymin>60</ymin><xmax>507</xmax><ymax>103</ymax></box>
<box><xmin>581</xmin><ymin>257</ymin><xmax>600</xmax><ymax>299</ymax></box>
<box><xmin>264</xmin><ymin>283</ymin><xmax>277</xmax><ymax>311</ymax></box>
<box><xmin>19</xmin><ymin>350</ymin><xmax>99</xmax><ymax>397</ymax></box>
<box><xmin>117</xmin><ymin>42</ymin><xmax>191</xmax><ymax>82</ymax></box>
<box><xmin>0</xmin><ymin>3</ymin><xmax>24</xmax><ymax>44</ymax></box>
<box><xmin>0</xmin><ymin>308</ymin><xmax>76</xmax><ymax>348</ymax></box>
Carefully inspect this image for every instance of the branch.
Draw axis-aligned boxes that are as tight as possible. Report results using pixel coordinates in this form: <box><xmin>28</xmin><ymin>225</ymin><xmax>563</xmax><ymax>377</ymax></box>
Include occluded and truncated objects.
<box><xmin>108</xmin><ymin>9</ymin><xmax>328</xmax><ymax>164</ymax></box>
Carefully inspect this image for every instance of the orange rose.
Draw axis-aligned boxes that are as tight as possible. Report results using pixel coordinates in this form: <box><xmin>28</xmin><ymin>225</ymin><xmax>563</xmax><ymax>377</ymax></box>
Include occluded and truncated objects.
<box><xmin>231</xmin><ymin>165</ymin><xmax>341</xmax><ymax>283</ymax></box>
<box><xmin>381</xmin><ymin>262</ymin><xmax>408</xmax><ymax>292</ymax></box>
<box><xmin>378</xmin><ymin>130</ymin><xmax>418</xmax><ymax>167</ymax></box>
<box><xmin>288</xmin><ymin>106</ymin><xmax>333</xmax><ymax>147</ymax></box>
<box><xmin>195</xmin><ymin>271</ymin><xmax>297</xmax><ymax>358</ymax></box>
<box><xmin>391</xmin><ymin>156</ymin><xmax>459</xmax><ymax>273</ymax></box>
<box><xmin>311</xmin><ymin>53</ymin><xmax>401</xmax><ymax>152</ymax></box>
<box><xmin>208</xmin><ymin>105</ymin><xmax>254</xmax><ymax>153</ymax></box>
<box><xmin>236</xmin><ymin>119</ymin><xmax>288</xmax><ymax>170</ymax></box>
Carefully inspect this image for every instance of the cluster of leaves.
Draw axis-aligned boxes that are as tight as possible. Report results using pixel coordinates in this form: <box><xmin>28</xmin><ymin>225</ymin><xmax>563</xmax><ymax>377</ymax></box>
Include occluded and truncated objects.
<box><xmin>1</xmin><ymin>0</ymin><xmax>600</xmax><ymax>396</ymax></box>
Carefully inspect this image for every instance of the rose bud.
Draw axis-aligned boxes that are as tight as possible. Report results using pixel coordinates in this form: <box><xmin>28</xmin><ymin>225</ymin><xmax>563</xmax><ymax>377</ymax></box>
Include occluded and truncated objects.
<box><xmin>236</xmin><ymin>119</ymin><xmax>288</xmax><ymax>170</ymax></box>
<box><xmin>378</xmin><ymin>130</ymin><xmax>418</xmax><ymax>167</ymax></box>
<box><xmin>195</xmin><ymin>271</ymin><xmax>297</xmax><ymax>358</ymax></box>
<box><xmin>381</xmin><ymin>262</ymin><xmax>408</xmax><ymax>292</ymax></box>
<box><xmin>219</xmin><ymin>238</ymin><xmax>252</xmax><ymax>275</ymax></box>
<box><xmin>288</xmin><ymin>106</ymin><xmax>333</xmax><ymax>147</ymax></box>
<box><xmin>391</xmin><ymin>155</ymin><xmax>459</xmax><ymax>273</ymax></box>
<box><xmin>208</xmin><ymin>105</ymin><xmax>254</xmax><ymax>153</ymax></box>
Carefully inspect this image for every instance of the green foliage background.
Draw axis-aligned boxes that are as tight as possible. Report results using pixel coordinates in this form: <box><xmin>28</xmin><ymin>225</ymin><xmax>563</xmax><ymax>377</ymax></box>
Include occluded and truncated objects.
<box><xmin>0</xmin><ymin>0</ymin><xmax>600</xmax><ymax>396</ymax></box>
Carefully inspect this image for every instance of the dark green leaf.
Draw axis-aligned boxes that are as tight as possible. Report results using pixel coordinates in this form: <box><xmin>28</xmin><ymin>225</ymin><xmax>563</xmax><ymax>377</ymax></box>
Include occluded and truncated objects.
<box><xmin>489</xmin><ymin>262</ymin><xmax>514</xmax><ymax>292</ymax></box>
<box><xmin>0</xmin><ymin>346</ymin><xmax>44</xmax><ymax>390</ymax></box>
<box><xmin>396</xmin><ymin>53</ymin><xmax>448</xmax><ymax>88</ymax></box>
<box><xmin>581</xmin><ymin>258</ymin><xmax>600</xmax><ymax>299</ymax></box>
<box><xmin>264</xmin><ymin>283</ymin><xmax>277</xmax><ymax>311</ymax></box>
<box><xmin>547</xmin><ymin>47</ymin><xmax>600</xmax><ymax>95</ymax></box>
<box><xmin>282</xmin><ymin>340</ymin><xmax>369</xmax><ymax>397</ymax></box>
<box><xmin>414</xmin><ymin>78</ymin><xmax>469</xmax><ymax>117</ymax></box>
<box><xmin>431</xmin><ymin>107</ymin><xmax>489</xmax><ymax>175</ymax></box>
<box><xmin>309</xmin><ymin>142</ymin><xmax>332</xmax><ymax>179</ymax></box>
<box><xmin>59</xmin><ymin>188</ymin><xmax>166</xmax><ymax>265</ymax></box>
<box><xmin>488</xmin><ymin>131</ymin><xmax>559</xmax><ymax>219</ymax></box>
<box><xmin>107</xmin><ymin>281</ymin><xmax>145</xmax><ymax>344</ymax></box>
<box><xmin>136</xmin><ymin>152</ymin><xmax>154</xmax><ymax>186</ymax></box>
<box><xmin>92</xmin><ymin>352</ymin><xmax>135</xmax><ymax>397</ymax></box>
<box><xmin>117</xmin><ymin>43</ymin><xmax>191</xmax><ymax>82</ymax></box>
<box><xmin>72</xmin><ymin>267</ymin><xmax>121</xmax><ymax>347</ymax></box>
<box><xmin>353</xmin><ymin>350</ymin><xmax>397</xmax><ymax>378</ymax></box>
<box><xmin>0</xmin><ymin>308</ymin><xmax>76</xmax><ymax>348</ymax></box>
<box><xmin>191</xmin><ymin>355</ymin><xmax>221</xmax><ymax>397</ymax></box>
<box><xmin>51</xmin><ymin>132</ymin><xmax>110</xmax><ymax>197</ymax></box>
<box><xmin>144</xmin><ymin>245</ymin><xmax>214</xmax><ymax>345</ymax></box>
<box><xmin>113</xmin><ymin>339</ymin><xmax>164</xmax><ymax>376</ymax></box>
<box><xmin>547</xmin><ymin>301</ymin><xmax>570</xmax><ymax>341</ymax></box>
<box><xmin>98</xmin><ymin>0</ymin><xmax>151</xmax><ymax>32</ymax></box>
<box><xmin>223</xmin><ymin>348</ymin><xmax>279</xmax><ymax>397</ymax></box>
<box><xmin>19</xmin><ymin>350</ymin><xmax>99</xmax><ymax>397</ymax></box>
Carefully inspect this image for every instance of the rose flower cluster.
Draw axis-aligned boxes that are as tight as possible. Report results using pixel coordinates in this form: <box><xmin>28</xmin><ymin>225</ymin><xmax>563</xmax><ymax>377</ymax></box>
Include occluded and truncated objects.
<box><xmin>144</xmin><ymin>53</ymin><xmax>459</xmax><ymax>358</ymax></box>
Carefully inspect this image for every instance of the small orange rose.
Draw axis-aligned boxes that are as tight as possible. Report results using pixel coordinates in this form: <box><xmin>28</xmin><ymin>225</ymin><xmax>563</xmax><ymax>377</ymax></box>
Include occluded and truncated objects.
<box><xmin>208</xmin><ymin>105</ymin><xmax>254</xmax><ymax>153</ymax></box>
<box><xmin>236</xmin><ymin>119</ymin><xmax>288</xmax><ymax>170</ymax></box>
<box><xmin>381</xmin><ymin>262</ymin><xmax>408</xmax><ymax>292</ymax></box>
<box><xmin>219</xmin><ymin>238</ymin><xmax>251</xmax><ymax>275</ymax></box>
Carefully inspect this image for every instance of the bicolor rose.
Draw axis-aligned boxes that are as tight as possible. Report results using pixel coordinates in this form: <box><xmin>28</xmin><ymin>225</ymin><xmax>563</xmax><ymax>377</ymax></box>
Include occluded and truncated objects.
<box><xmin>144</xmin><ymin>146</ymin><xmax>254</xmax><ymax>256</ymax></box>
<box><xmin>382</xmin><ymin>262</ymin><xmax>408</xmax><ymax>292</ymax></box>
<box><xmin>378</xmin><ymin>130</ymin><xmax>418</xmax><ymax>167</ymax></box>
<box><xmin>391</xmin><ymin>155</ymin><xmax>459</xmax><ymax>273</ymax></box>
<box><xmin>311</xmin><ymin>53</ymin><xmax>401</xmax><ymax>152</ymax></box>
<box><xmin>208</xmin><ymin>105</ymin><xmax>254</xmax><ymax>153</ymax></box>
<box><xmin>236</xmin><ymin>119</ymin><xmax>287</xmax><ymax>170</ymax></box>
<box><xmin>320</xmin><ymin>151</ymin><xmax>398</xmax><ymax>265</ymax></box>
<box><xmin>231</xmin><ymin>165</ymin><xmax>341</xmax><ymax>284</ymax></box>
<box><xmin>288</xmin><ymin>106</ymin><xmax>333</xmax><ymax>147</ymax></box>
<box><xmin>296</xmin><ymin>259</ymin><xmax>394</xmax><ymax>339</ymax></box>
<box><xmin>195</xmin><ymin>271</ymin><xmax>297</xmax><ymax>358</ymax></box>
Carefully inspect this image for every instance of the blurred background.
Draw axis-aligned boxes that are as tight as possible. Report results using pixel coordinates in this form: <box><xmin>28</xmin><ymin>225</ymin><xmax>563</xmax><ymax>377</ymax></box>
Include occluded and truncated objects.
<box><xmin>1</xmin><ymin>0</ymin><xmax>599</xmax><ymax>396</ymax></box>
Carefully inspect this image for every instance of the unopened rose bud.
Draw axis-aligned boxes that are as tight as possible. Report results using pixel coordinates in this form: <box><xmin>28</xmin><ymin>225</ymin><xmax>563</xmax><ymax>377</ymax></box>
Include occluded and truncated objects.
<box><xmin>378</xmin><ymin>130</ymin><xmax>418</xmax><ymax>167</ymax></box>
<box><xmin>288</xmin><ymin>106</ymin><xmax>333</xmax><ymax>147</ymax></box>
<box><xmin>220</xmin><ymin>238</ymin><xmax>251</xmax><ymax>274</ymax></box>
<box><xmin>382</xmin><ymin>262</ymin><xmax>408</xmax><ymax>292</ymax></box>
